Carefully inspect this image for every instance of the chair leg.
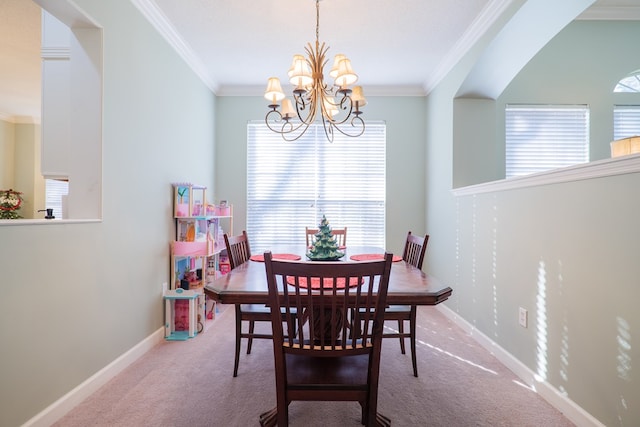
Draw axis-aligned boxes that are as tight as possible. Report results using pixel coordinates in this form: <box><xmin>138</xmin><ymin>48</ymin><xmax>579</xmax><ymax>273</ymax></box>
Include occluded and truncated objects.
<box><xmin>247</xmin><ymin>320</ymin><xmax>255</xmax><ymax>354</ymax></box>
<box><xmin>233</xmin><ymin>304</ymin><xmax>242</xmax><ymax>377</ymax></box>
<box><xmin>410</xmin><ymin>305</ymin><xmax>418</xmax><ymax>377</ymax></box>
<box><xmin>259</xmin><ymin>407</ymin><xmax>278</xmax><ymax>427</ymax></box>
<box><xmin>397</xmin><ymin>319</ymin><xmax>406</xmax><ymax>354</ymax></box>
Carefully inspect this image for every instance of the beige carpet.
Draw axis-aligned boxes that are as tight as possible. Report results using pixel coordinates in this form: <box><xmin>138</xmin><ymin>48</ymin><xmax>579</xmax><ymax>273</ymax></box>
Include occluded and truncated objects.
<box><xmin>53</xmin><ymin>305</ymin><xmax>574</xmax><ymax>427</ymax></box>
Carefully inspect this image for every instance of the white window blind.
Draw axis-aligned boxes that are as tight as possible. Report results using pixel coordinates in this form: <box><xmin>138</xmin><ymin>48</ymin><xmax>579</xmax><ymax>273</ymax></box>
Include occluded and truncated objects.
<box><xmin>247</xmin><ymin>121</ymin><xmax>386</xmax><ymax>252</ymax></box>
<box><xmin>613</xmin><ymin>105</ymin><xmax>640</xmax><ymax>140</ymax></box>
<box><xmin>45</xmin><ymin>179</ymin><xmax>68</xmax><ymax>219</ymax></box>
<box><xmin>505</xmin><ymin>105</ymin><xmax>589</xmax><ymax>178</ymax></box>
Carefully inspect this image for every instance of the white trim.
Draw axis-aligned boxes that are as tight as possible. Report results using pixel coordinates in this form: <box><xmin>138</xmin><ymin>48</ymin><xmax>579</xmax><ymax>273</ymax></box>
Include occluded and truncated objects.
<box><xmin>0</xmin><ymin>219</ymin><xmax>100</xmax><ymax>227</ymax></box>
<box><xmin>130</xmin><ymin>0</ymin><xmax>218</xmax><ymax>93</ymax></box>
<box><xmin>424</xmin><ymin>0</ymin><xmax>513</xmax><ymax>95</ymax></box>
<box><xmin>216</xmin><ymin>83</ymin><xmax>427</xmax><ymax>97</ymax></box>
<box><xmin>21</xmin><ymin>328</ymin><xmax>165</xmax><ymax>427</ymax></box>
<box><xmin>0</xmin><ymin>114</ymin><xmax>40</xmax><ymax>124</ymax></box>
<box><xmin>436</xmin><ymin>305</ymin><xmax>606</xmax><ymax>427</ymax></box>
<box><xmin>452</xmin><ymin>154</ymin><xmax>640</xmax><ymax>196</ymax></box>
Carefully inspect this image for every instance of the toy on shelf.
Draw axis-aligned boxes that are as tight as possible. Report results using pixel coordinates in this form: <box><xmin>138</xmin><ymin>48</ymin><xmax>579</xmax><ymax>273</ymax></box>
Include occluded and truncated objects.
<box><xmin>163</xmin><ymin>288</ymin><xmax>199</xmax><ymax>340</ymax></box>
<box><xmin>173</xmin><ymin>183</ymin><xmax>207</xmax><ymax>217</ymax></box>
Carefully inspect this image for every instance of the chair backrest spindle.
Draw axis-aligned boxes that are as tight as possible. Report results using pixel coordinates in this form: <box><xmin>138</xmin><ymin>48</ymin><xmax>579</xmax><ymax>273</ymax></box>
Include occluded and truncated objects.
<box><xmin>224</xmin><ymin>230</ymin><xmax>252</xmax><ymax>269</ymax></box>
<box><xmin>402</xmin><ymin>231</ymin><xmax>429</xmax><ymax>270</ymax></box>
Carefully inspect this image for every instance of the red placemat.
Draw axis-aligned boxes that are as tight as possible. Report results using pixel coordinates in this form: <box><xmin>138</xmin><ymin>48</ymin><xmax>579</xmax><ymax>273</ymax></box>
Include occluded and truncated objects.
<box><xmin>349</xmin><ymin>254</ymin><xmax>402</xmax><ymax>262</ymax></box>
<box><xmin>250</xmin><ymin>253</ymin><xmax>302</xmax><ymax>262</ymax></box>
<box><xmin>286</xmin><ymin>276</ymin><xmax>362</xmax><ymax>289</ymax></box>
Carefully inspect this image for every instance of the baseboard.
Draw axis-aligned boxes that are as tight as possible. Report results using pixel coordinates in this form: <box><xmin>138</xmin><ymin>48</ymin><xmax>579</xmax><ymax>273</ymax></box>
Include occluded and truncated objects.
<box><xmin>22</xmin><ymin>327</ymin><xmax>165</xmax><ymax>427</ymax></box>
<box><xmin>435</xmin><ymin>305</ymin><xmax>605</xmax><ymax>427</ymax></box>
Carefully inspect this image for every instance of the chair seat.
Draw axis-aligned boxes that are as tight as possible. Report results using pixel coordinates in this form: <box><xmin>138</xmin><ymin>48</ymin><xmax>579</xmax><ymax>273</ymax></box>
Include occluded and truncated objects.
<box><xmin>241</xmin><ymin>304</ymin><xmax>296</xmax><ymax>317</ymax></box>
<box><xmin>285</xmin><ymin>353</ymin><xmax>370</xmax><ymax>385</ymax></box>
<box><xmin>240</xmin><ymin>303</ymin><xmax>272</xmax><ymax>313</ymax></box>
<box><xmin>383</xmin><ymin>305</ymin><xmax>412</xmax><ymax>322</ymax></box>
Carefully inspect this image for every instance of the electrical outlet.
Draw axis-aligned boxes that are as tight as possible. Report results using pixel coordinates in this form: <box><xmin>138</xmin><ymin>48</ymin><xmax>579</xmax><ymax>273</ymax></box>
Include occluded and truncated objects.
<box><xmin>162</xmin><ymin>282</ymin><xmax>168</xmax><ymax>292</ymax></box>
<box><xmin>519</xmin><ymin>307</ymin><xmax>528</xmax><ymax>328</ymax></box>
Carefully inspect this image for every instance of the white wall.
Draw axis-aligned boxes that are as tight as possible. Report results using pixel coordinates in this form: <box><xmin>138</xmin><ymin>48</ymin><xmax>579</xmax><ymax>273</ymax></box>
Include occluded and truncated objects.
<box><xmin>0</xmin><ymin>0</ymin><xmax>215</xmax><ymax>425</ymax></box>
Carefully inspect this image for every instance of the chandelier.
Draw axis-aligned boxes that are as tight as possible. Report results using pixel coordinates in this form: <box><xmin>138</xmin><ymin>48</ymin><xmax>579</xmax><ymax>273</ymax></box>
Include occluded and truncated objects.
<box><xmin>264</xmin><ymin>0</ymin><xmax>366</xmax><ymax>143</ymax></box>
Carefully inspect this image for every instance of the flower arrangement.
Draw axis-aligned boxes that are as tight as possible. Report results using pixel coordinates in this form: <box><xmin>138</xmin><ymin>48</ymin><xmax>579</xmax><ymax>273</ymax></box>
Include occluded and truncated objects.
<box><xmin>0</xmin><ymin>189</ymin><xmax>24</xmax><ymax>219</ymax></box>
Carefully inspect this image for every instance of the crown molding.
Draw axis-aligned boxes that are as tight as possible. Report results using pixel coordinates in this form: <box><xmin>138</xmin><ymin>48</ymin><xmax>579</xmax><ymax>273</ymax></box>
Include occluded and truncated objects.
<box><xmin>215</xmin><ymin>84</ymin><xmax>427</xmax><ymax>97</ymax></box>
<box><xmin>424</xmin><ymin>0</ymin><xmax>513</xmax><ymax>95</ymax></box>
<box><xmin>0</xmin><ymin>113</ymin><xmax>40</xmax><ymax>124</ymax></box>
<box><xmin>131</xmin><ymin>0</ymin><xmax>219</xmax><ymax>93</ymax></box>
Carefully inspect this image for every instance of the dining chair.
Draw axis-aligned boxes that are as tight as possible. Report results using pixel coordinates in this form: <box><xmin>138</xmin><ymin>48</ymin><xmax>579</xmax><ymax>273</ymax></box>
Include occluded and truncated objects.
<box><xmin>224</xmin><ymin>231</ymin><xmax>273</xmax><ymax>377</ymax></box>
<box><xmin>305</xmin><ymin>226</ymin><xmax>347</xmax><ymax>248</ymax></box>
<box><xmin>260</xmin><ymin>251</ymin><xmax>393</xmax><ymax>427</ymax></box>
<box><xmin>304</xmin><ymin>227</ymin><xmax>317</xmax><ymax>248</ymax></box>
<box><xmin>383</xmin><ymin>231</ymin><xmax>429</xmax><ymax>377</ymax></box>
<box><xmin>332</xmin><ymin>227</ymin><xmax>347</xmax><ymax>247</ymax></box>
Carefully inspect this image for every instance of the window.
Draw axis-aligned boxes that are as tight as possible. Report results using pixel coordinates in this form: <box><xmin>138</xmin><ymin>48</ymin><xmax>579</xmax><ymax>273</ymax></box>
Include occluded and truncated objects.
<box><xmin>45</xmin><ymin>179</ymin><xmax>69</xmax><ymax>219</ymax></box>
<box><xmin>505</xmin><ymin>105</ymin><xmax>589</xmax><ymax>178</ymax></box>
<box><xmin>247</xmin><ymin>122</ymin><xmax>386</xmax><ymax>252</ymax></box>
<box><xmin>614</xmin><ymin>70</ymin><xmax>640</xmax><ymax>93</ymax></box>
<box><xmin>613</xmin><ymin>105</ymin><xmax>640</xmax><ymax>140</ymax></box>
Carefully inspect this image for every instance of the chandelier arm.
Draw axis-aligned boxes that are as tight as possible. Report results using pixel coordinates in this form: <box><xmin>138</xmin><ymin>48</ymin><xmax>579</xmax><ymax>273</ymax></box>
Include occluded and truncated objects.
<box><xmin>298</xmin><ymin>88</ymin><xmax>319</xmax><ymax>125</ymax></box>
<box><xmin>293</xmin><ymin>92</ymin><xmax>310</xmax><ymax>122</ymax></box>
<box><xmin>329</xmin><ymin>114</ymin><xmax>366</xmax><ymax>139</ymax></box>
<box><xmin>321</xmin><ymin>90</ymin><xmax>356</xmax><ymax>126</ymax></box>
<box><xmin>280</xmin><ymin>123</ymin><xmax>312</xmax><ymax>142</ymax></box>
<box><xmin>265</xmin><ymin>109</ymin><xmax>313</xmax><ymax>142</ymax></box>
<box><xmin>320</xmin><ymin>114</ymin><xmax>336</xmax><ymax>143</ymax></box>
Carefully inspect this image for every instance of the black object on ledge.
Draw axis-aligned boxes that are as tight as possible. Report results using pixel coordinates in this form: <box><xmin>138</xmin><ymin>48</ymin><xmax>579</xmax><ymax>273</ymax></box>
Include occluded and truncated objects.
<box><xmin>38</xmin><ymin>208</ymin><xmax>55</xmax><ymax>219</ymax></box>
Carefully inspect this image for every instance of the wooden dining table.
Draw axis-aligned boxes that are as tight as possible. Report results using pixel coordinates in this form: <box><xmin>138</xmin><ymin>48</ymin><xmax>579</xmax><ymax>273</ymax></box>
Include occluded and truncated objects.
<box><xmin>203</xmin><ymin>246</ymin><xmax>453</xmax><ymax>306</ymax></box>
<box><xmin>204</xmin><ymin>246</ymin><xmax>452</xmax><ymax>427</ymax></box>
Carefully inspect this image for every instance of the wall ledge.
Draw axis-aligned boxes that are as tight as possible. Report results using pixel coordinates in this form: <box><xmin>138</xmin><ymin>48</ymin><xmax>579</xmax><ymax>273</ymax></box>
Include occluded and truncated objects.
<box><xmin>0</xmin><ymin>219</ymin><xmax>100</xmax><ymax>227</ymax></box>
<box><xmin>452</xmin><ymin>154</ymin><xmax>640</xmax><ymax>196</ymax></box>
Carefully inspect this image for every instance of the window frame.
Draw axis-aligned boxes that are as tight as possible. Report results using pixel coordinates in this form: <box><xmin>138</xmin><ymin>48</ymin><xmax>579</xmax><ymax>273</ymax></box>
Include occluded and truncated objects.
<box><xmin>246</xmin><ymin>121</ymin><xmax>386</xmax><ymax>252</ymax></box>
<box><xmin>613</xmin><ymin>105</ymin><xmax>640</xmax><ymax>141</ymax></box>
<box><xmin>505</xmin><ymin>104</ymin><xmax>590</xmax><ymax>178</ymax></box>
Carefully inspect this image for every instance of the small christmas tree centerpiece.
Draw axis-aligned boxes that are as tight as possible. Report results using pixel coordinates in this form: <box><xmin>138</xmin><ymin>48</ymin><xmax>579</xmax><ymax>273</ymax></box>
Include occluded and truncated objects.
<box><xmin>306</xmin><ymin>215</ymin><xmax>345</xmax><ymax>261</ymax></box>
<box><xmin>0</xmin><ymin>189</ymin><xmax>24</xmax><ymax>219</ymax></box>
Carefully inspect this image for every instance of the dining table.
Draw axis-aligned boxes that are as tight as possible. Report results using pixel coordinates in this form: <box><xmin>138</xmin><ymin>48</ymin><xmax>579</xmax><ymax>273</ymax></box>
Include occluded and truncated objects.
<box><xmin>204</xmin><ymin>245</ymin><xmax>452</xmax><ymax>427</ymax></box>
<box><xmin>203</xmin><ymin>245</ymin><xmax>453</xmax><ymax>306</ymax></box>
